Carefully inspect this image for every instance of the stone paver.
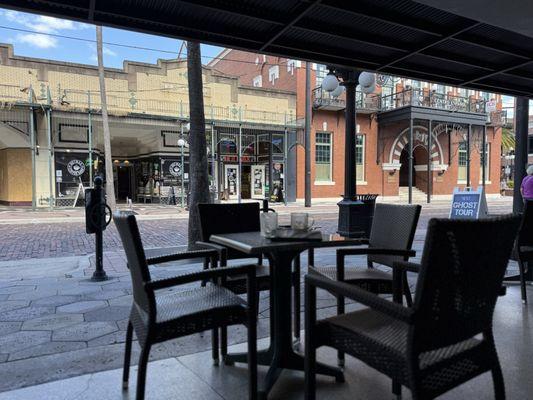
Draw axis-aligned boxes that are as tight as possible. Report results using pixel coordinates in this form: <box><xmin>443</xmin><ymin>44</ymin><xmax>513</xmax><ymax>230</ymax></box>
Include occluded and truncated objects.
<box><xmin>52</xmin><ymin>322</ymin><xmax>118</xmax><ymax>342</ymax></box>
<box><xmin>0</xmin><ymin>331</ymin><xmax>50</xmax><ymax>353</ymax></box>
<box><xmin>84</xmin><ymin>306</ymin><xmax>129</xmax><ymax>322</ymax></box>
<box><xmin>56</xmin><ymin>301</ymin><xmax>107</xmax><ymax>314</ymax></box>
<box><xmin>8</xmin><ymin>341</ymin><xmax>87</xmax><ymax>362</ymax></box>
<box><xmin>0</xmin><ymin>322</ymin><xmax>21</xmax><ymax>336</ymax></box>
<box><xmin>31</xmin><ymin>295</ymin><xmax>80</xmax><ymax>307</ymax></box>
<box><xmin>0</xmin><ymin>306</ymin><xmax>55</xmax><ymax>322</ymax></box>
<box><xmin>22</xmin><ymin>314</ymin><xmax>83</xmax><ymax>331</ymax></box>
<box><xmin>0</xmin><ymin>301</ymin><xmax>29</xmax><ymax>313</ymax></box>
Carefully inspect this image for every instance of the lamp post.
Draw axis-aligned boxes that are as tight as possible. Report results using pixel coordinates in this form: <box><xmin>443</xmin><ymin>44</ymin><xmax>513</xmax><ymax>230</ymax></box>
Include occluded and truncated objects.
<box><xmin>322</xmin><ymin>67</ymin><xmax>376</xmax><ymax>237</ymax></box>
<box><xmin>177</xmin><ymin>137</ymin><xmax>187</xmax><ymax>208</ymax></box>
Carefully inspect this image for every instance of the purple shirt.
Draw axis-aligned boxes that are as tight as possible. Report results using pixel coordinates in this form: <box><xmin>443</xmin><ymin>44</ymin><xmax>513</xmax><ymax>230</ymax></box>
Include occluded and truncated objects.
<box><xmin>521</xmin><ymin>175</ymin><xmax>533</xmax><ymax>199</ymax></box>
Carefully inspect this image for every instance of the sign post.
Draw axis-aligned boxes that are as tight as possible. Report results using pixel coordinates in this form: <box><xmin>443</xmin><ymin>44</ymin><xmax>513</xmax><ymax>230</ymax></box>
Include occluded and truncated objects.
<box><xmin>450</xmin><ymin>187</ymin><xmax>488</xmax><ymax>219</ymax></box>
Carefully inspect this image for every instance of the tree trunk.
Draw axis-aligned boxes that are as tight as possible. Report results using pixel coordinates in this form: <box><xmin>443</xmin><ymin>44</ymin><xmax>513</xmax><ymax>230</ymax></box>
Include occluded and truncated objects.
<box><xmin>96</xmin><ymin>26</ymin><xmax>116</xmax><ymax>210</ymax></box>
<box><xmin>186</xmin><ymin>41</ymin><xmax>210</xmax><ymax>248</ymax></box>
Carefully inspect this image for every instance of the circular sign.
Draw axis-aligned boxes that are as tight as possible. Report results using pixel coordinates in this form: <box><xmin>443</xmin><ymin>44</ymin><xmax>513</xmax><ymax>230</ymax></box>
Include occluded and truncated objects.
<box><xmin>67</xmin><ymin>159</ymin><xmax>86</xmax><ymax>176</ymax></box>
<box><xmin>274</xmin><ymin>163</ymin><xmax>282</xmax><ymax>171</ymax></box>
<box><xmin>169</xmin><ymin>162</ymin><xmax>182</xmax><ymax>177</ymax></box>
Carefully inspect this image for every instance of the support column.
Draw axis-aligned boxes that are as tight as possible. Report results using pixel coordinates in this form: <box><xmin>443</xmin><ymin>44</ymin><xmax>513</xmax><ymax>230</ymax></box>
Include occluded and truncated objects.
<box><xmin>304</xmin><ymin>62</ymin><xmax>312</xmax><ymax>207</ymax></box>
<box><xmin>408</xmin><ymin>118</ymin><xmax>413</xmax><ymax>204</ymax></box>
<box><xmin>481</xmin><ymin>124</ymin><xmax>487</xmax><ymax>188</ymax></box>
<box><xmin>427</xmin><ymin>120</ymin><xmax>432</xmax><ymax>204</ymax></box>
<box><xmin>29</xmin><ymin>88</ymin><xmax>36</xmax><ymax>211</ymax></box>
<box><xmin>514</xmin><ymin>97</ymin><xmax>529</xmax><ymax>213</ymax></box>
<box><xmin>238</xmin><ymin>123</ymin><xmax>242</xmax><ymax>203</ymax></box>
<box><xmin>268</xmin><ymin>131</ymin><xmax>273</xmax><ymax>197</ymax></box>
<box><xmin>337</xmin><ymin>70</ymin><xmax>367</xmax><ymax>238</ymax></box>
<box><xmin>466</xmin><ymin>124</ymin><xmax>471</xmax><ymax>188</ymax></box>
<box><xmin>88</xmin><ymin>91</ymin><xmax>93</xmax><ymax>186</ymax></box>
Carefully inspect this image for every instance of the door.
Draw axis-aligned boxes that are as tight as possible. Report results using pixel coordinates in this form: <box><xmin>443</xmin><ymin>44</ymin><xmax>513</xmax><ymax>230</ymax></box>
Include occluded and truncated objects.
<box><xmin>224</xmin><ymin>164</ymin><xmax>239</xmax><ymax>200</ymax></box>
<box><xmin>116</xmin><ymin>166</ymin><xmax>132</xmax><ymax>201</ymax></box>
<box><xmin>251</xmin><ymin>165</ymin><xmax>266</xmax><ymax>199</ymax></box>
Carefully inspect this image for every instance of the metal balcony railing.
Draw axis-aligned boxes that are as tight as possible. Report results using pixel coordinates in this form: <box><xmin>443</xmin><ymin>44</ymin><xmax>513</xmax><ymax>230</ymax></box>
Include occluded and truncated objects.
<box><xmin>313</xmin><ymin>86</ymin><xmax>380</xmax><ymax>111</ymax></box>
<box><xmin>487</xmin><ymin>110</ymin><xmax>508</xmax><ymax>127</ymax></box>
<box><xmin>380</xmin><ymin>88</ymin><xmax>486</xmax><ymax>114</ymax></box>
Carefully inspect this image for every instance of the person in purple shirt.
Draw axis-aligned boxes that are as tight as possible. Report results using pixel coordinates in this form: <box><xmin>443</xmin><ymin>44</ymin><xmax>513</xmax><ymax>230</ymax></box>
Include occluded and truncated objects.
<box><xmin>520</xmin><ymin>165</ymin><xmax>533</xmax><ymax>201</ymax></box>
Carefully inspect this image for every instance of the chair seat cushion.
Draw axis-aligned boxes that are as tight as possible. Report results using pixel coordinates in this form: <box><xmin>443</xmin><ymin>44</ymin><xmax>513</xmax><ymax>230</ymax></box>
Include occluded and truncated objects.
<box><xmin>320</xmin><ymin>309</ymin><xmax>484</xmax><ymax>390</ymax></box>
<box><xmin>155</xmin><ymin>285</ymin><xmax>247</xmax><ymax>324</ymax></box>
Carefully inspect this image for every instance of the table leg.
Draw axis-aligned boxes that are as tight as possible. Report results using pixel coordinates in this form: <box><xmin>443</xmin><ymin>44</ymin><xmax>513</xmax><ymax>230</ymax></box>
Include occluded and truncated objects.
<box><xmin>226</xmin><ymin>250</ymin><xmax>344</xmax><ymax>397</ymax></box>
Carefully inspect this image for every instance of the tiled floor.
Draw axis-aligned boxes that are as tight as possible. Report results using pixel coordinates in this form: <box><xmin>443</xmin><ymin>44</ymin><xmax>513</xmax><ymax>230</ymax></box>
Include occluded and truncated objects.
<box><xmin>1</xmin><ymin>284</ymin><xmax>532</xmax><ymax>399</ymax></box>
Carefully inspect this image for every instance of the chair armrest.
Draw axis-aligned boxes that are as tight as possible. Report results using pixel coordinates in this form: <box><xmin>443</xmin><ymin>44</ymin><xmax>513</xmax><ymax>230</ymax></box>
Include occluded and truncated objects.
<box><xmin>337</xmin><ymin>247</ymin><xmax>415</xmax><ymax>258</ymax></box>
<box><xmin>146</xmin><ymin>264</ymin><xmax>256</xmax><ymax>290</ymax></box>
<box><xmin>146</xmin><ymin>248</ymin><xmax>219</xmax><ymax>266</ymax></box>
<box><xmin>195</xmin><ymin>241</ymin><xmax>228</xmax><ymax>265</ymax></box>
<box><xmin>392</xmin><ymin>261</ymin><xmax>421</xmax><ymax>273</ymax></box>
<box><xmin>305</xmin><ymin>273</ymin><xmax>414</xmax><ymax>323</ymax></box>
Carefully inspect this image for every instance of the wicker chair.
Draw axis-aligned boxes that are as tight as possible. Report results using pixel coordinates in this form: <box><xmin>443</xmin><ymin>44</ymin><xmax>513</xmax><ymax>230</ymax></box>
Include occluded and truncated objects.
<box><xmin>509</xmin><ymin>200</ymin><xmax>533</xmax><ymax>303</ymax></box>
<box><xmin>114</xmin><ymin>211</ymin><xmax>258</xmax><ymax>400</ymax></box>
<box><xmin>197</xmin><ymin>202</ymin><xmax>301</xmax><ymax>362</ymax></box>
<box><xmin>305</xmin><ymin>215</ymin><xmax>521</xmax><ymax>400</ymax></box>
<box><xmin>309</xmin><ymin>203</ymin><xmax>420</xmax><ymax>364</ymax></box>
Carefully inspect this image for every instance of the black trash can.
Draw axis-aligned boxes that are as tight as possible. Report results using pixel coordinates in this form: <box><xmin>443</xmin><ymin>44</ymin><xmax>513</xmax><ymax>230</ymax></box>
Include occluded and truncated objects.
<box><xmin>337</xmin><ymin>194</ymin><xmax>378</xmax><ymax>238</ymax></box>
<box><xmin>356</xmin><ymin>194</ymin><xmax>378</xmax><ymax>237</ymax></box>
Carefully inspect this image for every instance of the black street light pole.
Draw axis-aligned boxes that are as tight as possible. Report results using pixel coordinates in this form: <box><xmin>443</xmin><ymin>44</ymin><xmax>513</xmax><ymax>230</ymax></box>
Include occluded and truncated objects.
<box><xmin>336</xmin><ymin>69</ymin><xmax>365</xmax><ymax>237</ymax></box>
<box><xmin>514</xmin><ymin>97</ymin><xmax>529</xmax><ymax>213</ymax></box>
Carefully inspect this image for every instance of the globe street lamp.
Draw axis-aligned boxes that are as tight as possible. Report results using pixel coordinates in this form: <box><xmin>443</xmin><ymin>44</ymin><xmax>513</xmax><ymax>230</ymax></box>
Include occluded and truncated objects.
<box><xmin>322</xmin><ymin>67</ymin><xmax>376</xmax><ymax>237</ymax></box>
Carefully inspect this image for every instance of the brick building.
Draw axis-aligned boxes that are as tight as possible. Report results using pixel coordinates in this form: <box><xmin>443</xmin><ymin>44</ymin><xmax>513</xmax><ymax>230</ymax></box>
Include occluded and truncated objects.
<box><xmin>211</xmin><ymin>49</ymin><xmax>505</xmax><ymax>201</ymax></box>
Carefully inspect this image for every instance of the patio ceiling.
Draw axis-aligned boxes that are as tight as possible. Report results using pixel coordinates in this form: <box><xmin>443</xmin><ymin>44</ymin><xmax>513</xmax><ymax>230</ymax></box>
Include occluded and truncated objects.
<box><xmin>2</xmin><ymin>0</ymin><xmax>533</xmax><ymax>98</ymax></box>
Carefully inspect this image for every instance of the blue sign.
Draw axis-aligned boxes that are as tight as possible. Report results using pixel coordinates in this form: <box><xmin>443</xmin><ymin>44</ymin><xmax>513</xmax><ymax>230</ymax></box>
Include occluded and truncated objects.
<box><xmin>450</xmin><ymin>187</ymin><xmax>487</xmax><ymax>219</ymax></box>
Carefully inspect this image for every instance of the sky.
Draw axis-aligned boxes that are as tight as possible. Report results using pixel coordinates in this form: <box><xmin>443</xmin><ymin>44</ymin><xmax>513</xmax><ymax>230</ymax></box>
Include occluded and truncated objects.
<box><xmin>0</xmin><ymin>8</ymin><xmax>225</xmax><ymax>68</ymax></box>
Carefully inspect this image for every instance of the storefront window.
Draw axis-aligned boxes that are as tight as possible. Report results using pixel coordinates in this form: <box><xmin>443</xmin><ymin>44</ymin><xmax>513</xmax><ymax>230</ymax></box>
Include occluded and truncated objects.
<box><xmin>55</xmin><ymin>151</ymin><xmax>95</xmax><ymax>200</ymax></box>
<box><xmin>315</xmin><ymin>132</ymin><xmax>332</xmax><ymax>181</ymax></box>
<box><xmin>356</xmin><ymin>135</ymin><xmax>365</xmax><ymax>181</ymax></box>
<box><xmin>272</xmin><ymin>134</ymin><xmax>284</xmax><ymax>154</ymax></box>
<box><xmin>458</xmin><ymin>142</ymin><xmax>467</xmax><ymax>181</ymax></box>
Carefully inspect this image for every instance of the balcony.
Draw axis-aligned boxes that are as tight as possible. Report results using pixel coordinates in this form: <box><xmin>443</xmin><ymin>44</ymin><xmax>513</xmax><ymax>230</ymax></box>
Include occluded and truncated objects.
<box><xmin>312</xmin><ymin>86</ymin><xmax>380</xmax><ymax>113</ymax></box>
<box><xmin>488</xmin><ymin>109</ymin><xmax>510</xmax><ymax>127</ymax></box>
<box><xmin>380</xmin><ymin>88</ymin><xmax>486</xmax><ymax>114</ymax></box>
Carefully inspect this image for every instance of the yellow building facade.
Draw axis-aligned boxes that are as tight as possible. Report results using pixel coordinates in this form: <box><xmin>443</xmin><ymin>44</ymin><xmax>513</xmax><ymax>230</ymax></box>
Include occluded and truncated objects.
<box><xmin>0</xmin><ymin>44</ymin><xmax>298</xmax><ymax>206</ymax></box>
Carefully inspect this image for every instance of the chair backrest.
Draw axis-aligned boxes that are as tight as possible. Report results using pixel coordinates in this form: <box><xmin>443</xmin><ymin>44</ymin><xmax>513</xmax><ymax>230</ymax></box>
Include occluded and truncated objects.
<box><xmin>517</xmin><ymin>200</ymin><xmax>533</xmax><ymax>247</ymax></box>
<box><xmin>367</xmin><ymin>203</ymin><xmax>421</xmax><ymax>267</ymax></box>
<box><xmin>412</xmin><ymin>215</ymin><xmax>520</xmax><ymax>352</ymax></box>
<box><xmin>113</xmin><ymin>211</ymin><xmax>152</xmax><ymax>313</ymax></box>
<box><xmin>198</xmin><ymin>203</ymin><xmax>261</xmax><ymax>241</ymax></box>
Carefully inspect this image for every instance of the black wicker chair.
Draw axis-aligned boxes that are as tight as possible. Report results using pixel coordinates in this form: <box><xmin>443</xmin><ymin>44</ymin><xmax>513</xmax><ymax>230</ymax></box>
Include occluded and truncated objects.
<box><xmin>305</xmin><ymin>215</ymin><xmax>521</xmax><ymax>400</ymax></box>
<box><xmin>509</xmin><ymin>200</ymin><xmax>533</xmax><ymax>303</ymax></box>
<box><xmin>309</xmin><ymin>203</ymin><xmax>420</xmax><ymax>364</ymax></box>
<box><xmin>197</xmin><ymin>202</ymin><xmax>301</xmax><ymax>362</ymax></box>
<box><xmin>114</xmin><ymin>211</ymin><xmax>258</xmax><ymax>400</ymax></box>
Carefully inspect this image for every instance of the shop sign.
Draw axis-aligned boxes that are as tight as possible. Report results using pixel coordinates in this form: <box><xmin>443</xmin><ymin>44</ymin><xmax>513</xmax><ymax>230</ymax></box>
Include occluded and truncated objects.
<box><xmin>486</xmin><ymin>99</ymin><xmax>497</xmax><ymax>112</ymax></box>
<box><xmin>67</xmin><ymin>159</ymin><xmax>86</xmax><ymax>177</ymax></box>
<box><xmin>450</xmin><ymin>187</ymin><xmax>487</xmax><ymax>219</ymax></box>
<box><xmin>169</xmin><ymin>161</ymin><xmax>182</xmax><ymax>177</ymax></box>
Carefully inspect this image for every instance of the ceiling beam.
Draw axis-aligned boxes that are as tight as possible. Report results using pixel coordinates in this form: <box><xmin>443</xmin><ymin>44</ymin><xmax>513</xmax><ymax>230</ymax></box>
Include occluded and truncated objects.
<box><xmin>462</xmin><ymin>59</ymin><xmax>533</xmax><ymax>85</ymax></box>
<box><xmin>259</xmin><ymin>0</ymin><xmax>321</xmax><ymax>51</ymax></box>
<box><xmin>419</xmin><ymin>52</ymin><xmax>495</xmax><ymax>71</ymax></box>
<box><xmin>470</xmin><ymin>82</ymin><xmax>533</xmax><ymax>97</ymax></box>
<box><xmin>378</xmin><ymin>22</ymin><xmax>482</xmax><ymax>70</ymax></box>
<box><xmin>88</xmin><ymin>0</ymin><xmax>96</xmax><ymax>21</ymax></box>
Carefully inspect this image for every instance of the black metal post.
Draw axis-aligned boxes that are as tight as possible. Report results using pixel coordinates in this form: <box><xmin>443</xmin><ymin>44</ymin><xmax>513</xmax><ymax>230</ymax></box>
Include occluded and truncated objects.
<box><xmin>269</xmin><ymin>131</ymin><xmax>273</xmax><ymax>197</ymax></box>
<box><xmin>481</xmin><ymin>124</ymin><xmax>487</xmax><ymax>188</ymax></box>
<box><xmin>514</xmin><ymin>97</ymin><xmax>529</xmax><ymax>213</ymax></box>
<box><xmin>304</xmin><ymin>62</ymin><xmax>312</xmax><ymax>207</ymax></box>
<box><xmin>427</xmin><ymin>120</ymin><xmax>432</xmax><ymax>204</ymax></box>
<box><xmin>337</xmin><ymin>69</ymin><xmax>367</xmax><ymax>238</ymax></box>
<box><xmin>466</xmin><ymin>124</ymin><xmax>471</xmax><ymax>188</ymax></box>
<box><xmin>408</xmin><ymin>118</ymin><xmax>413</xmax><ymax>204</ymax></box>
<box><xmin>92</xmin><ymin>176</ymin><xmax>108</xmax><ymax>281</ymax></box>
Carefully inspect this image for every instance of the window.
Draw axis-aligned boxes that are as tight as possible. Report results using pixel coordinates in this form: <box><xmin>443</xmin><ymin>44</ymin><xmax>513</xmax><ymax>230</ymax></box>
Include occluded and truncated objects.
<box><xmin>480</xmin><ymin>143</ymin><xmax>490</xmax><ymax>181</ymax></box>
<box><xmin>356</xmin><ymin>135</ymin><xmax>365</xmax><ymax>181</ymax></box>
<box><xmin>287</xmin><ymin>59</ymin><xmax>296</xmax><ymax>75</ymax></box>
<box><xmin>458</xmin><ymin>142</ymin><xmax>467</xmax><ymax>181</ymax></box>
<box><xmin>315</xmin><ymin>64</ymin><xmax>327</xmax><ymax>87</ymax></box>
<box><xmin>315</xmin><ymin>132</ymin><xmax>332</xmax><ymax>181</ymax></box>
<box><xmin>252</xmin><ymin>75</ymin><xmax>262</xmax><ymax>87</ymax></box>
<box><xmin>268</xmin><ymin>65</ymin><xmax>279</xmax><ymax>84</ymax></box>
<box><xmin>272</xmin><ymin>134</ymin><xmax>284</xmax><ymax>154</ymax></box>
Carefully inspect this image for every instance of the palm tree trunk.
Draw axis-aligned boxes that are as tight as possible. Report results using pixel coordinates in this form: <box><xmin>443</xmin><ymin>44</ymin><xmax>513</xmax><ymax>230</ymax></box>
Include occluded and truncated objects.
<box><xmin>96</xmin><ymin>25</ymin><xmax>116</xmax><ymax>210</ymax></box>
<box><xmin>186</xmin><ymin>41</ymin><xmax>210</xmax><ymax>248</ymax></box>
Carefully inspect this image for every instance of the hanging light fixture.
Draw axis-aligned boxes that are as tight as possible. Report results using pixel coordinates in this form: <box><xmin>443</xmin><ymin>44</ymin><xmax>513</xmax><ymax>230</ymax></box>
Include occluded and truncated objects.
<box><xmin>322</xmin><ymin>71</ymin><xmax>339</xmax><ymax>92</ymax></box>
<box><xmin>358</xmin><ymin>71</ymin><xmax>375</xmax><ymax>88</ymax></box>
<box><xmin>331</xmin><ymin>84</ymin><xmax>345</xmax><ymax>98</ymax></box>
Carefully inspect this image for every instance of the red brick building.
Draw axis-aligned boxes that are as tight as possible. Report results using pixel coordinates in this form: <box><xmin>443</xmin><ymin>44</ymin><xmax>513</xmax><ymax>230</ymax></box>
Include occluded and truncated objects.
<box><xmin>211</xmin><ymin>49</ymin><xmax>504</xmax><ymax>201</ymax></box>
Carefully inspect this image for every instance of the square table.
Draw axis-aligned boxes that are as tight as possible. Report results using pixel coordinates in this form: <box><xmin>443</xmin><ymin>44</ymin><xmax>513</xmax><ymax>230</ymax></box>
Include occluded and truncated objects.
<box><xmin>210</xmin><ymin>231</ymin><xmax>365</xmax><ymax>398</ymax></box>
